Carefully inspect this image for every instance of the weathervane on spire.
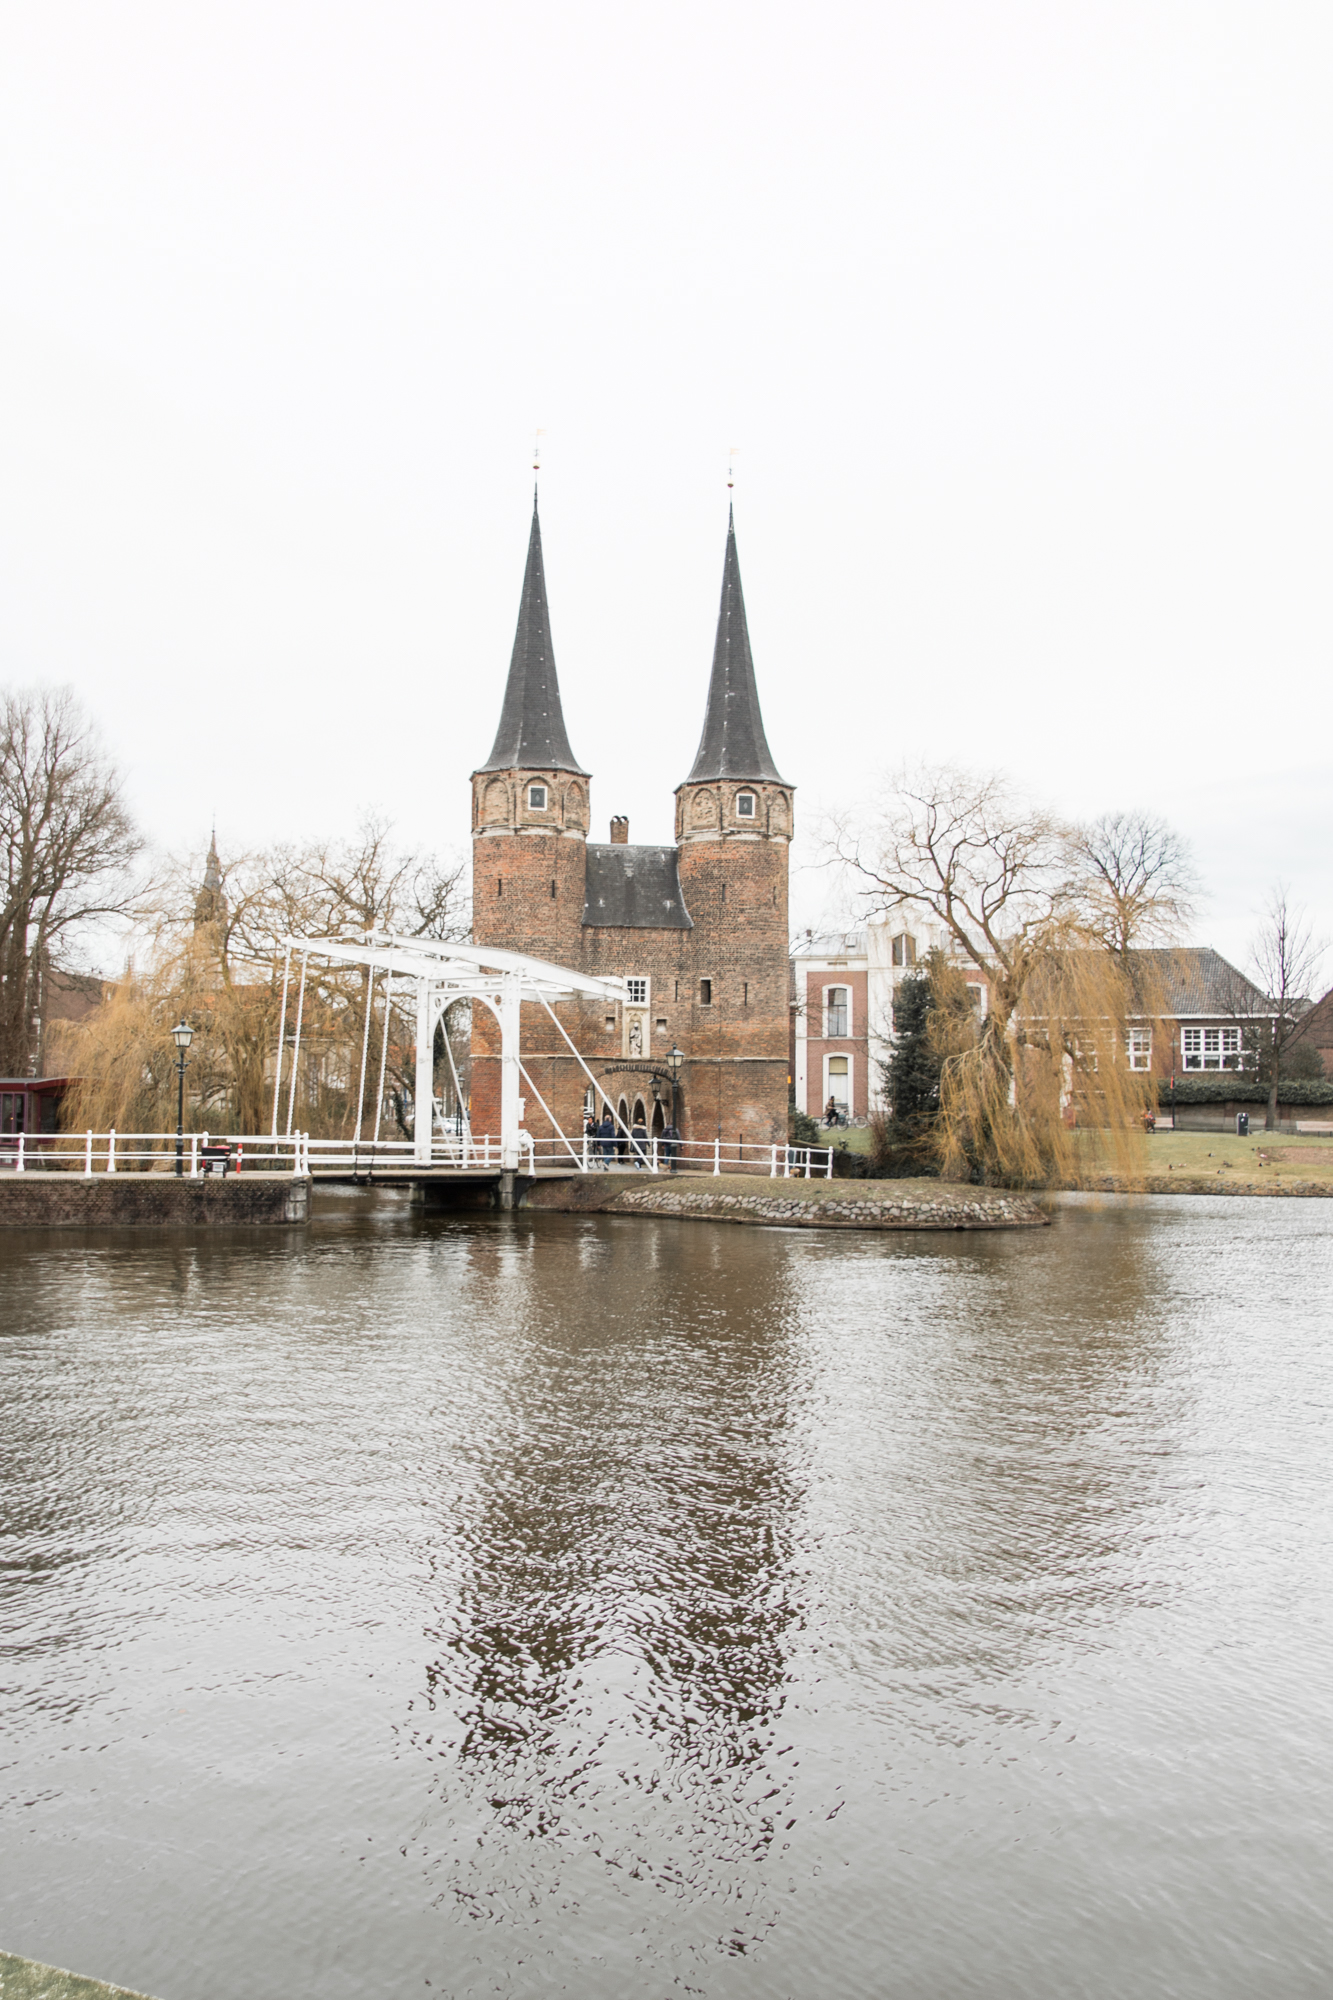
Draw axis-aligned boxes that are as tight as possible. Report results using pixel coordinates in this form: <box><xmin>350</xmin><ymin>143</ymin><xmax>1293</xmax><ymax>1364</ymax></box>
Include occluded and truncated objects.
<box><xmin>727</xmin><ymin>445</ymin><xmax>738</xmax><ymax>494</ymax></box>
<box><xmin>533</xmin><ymin>429</ymin><xmax>545</xmax><ymax>479</ymax></box>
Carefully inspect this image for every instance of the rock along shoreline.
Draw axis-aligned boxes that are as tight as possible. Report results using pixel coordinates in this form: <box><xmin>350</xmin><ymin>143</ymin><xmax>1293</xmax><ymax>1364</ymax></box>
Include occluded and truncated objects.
<box><xmin>523</xmin><ymin>1171</ymin><xmax>1048</xmax><ymax>1231</ymax></box>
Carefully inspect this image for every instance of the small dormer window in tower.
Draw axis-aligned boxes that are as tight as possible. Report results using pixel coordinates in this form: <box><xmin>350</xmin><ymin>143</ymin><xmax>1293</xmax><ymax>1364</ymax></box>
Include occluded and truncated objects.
<box><xmin>736</xmin><ymin>791</ymin><xmax>756</xmax><ymax>819</ymax></box>
<box><xmin>528</xmin><ymin>783</ymin><xmax>548</xmax><ymax>811</ymax></box>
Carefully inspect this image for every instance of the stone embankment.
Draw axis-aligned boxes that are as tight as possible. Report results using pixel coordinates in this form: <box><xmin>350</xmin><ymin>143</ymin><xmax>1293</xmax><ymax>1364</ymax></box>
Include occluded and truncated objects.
<box><xmin>0</xmin><ymin>1174</ymin><xmax>310</xmax><ymax>1228</ymax></box>
<box><xmin>0</xmin><ymin>1949</ymin><xmax>159</xmax><ymax>1999</ymax></box>
<box><xmin>523</xmin><ymin>1171</ymin><xmax>1047</xmax><ymax>1231</ymax></box>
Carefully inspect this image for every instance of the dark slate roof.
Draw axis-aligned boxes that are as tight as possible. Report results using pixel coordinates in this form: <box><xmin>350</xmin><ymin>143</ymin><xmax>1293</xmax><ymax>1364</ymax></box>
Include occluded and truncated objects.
<box><xmin>683</xmin><ymin>508</ymin><xmax>785</xmax><ymax>785</ymax></box>
<box><xmin>476</xmin><ymin>492</ymin><xmax>586</xmax><ymax>775</ymax></box>
<box><xmin>582</xmin><ymin>846</ymin><xmax>693</xmax><ymax>929</ymax></box>
<box><xmin>1130</xmin><ymin>947</ymin><xmax>1271</xmax><ymax>1016</ymax></box>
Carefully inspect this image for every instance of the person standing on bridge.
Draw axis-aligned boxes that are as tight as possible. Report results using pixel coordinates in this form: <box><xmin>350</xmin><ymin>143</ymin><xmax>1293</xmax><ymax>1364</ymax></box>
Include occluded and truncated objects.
<box><xmin>630</xmin><ymin>1111</ymin><xmax>648</xmax><ymax>1167</ymax></box>
<box><xmin>596</xmin><ymin>1110</ymin><xmax>616</xmax><ymax>1168</ymax></box>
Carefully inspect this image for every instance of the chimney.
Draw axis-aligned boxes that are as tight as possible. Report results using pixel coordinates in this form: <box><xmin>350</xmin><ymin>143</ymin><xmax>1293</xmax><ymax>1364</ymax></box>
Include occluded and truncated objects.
<box><xmin>610</xmin><ymin>816</ymin><xmax>629</xmax><ymax>844</ymax></box>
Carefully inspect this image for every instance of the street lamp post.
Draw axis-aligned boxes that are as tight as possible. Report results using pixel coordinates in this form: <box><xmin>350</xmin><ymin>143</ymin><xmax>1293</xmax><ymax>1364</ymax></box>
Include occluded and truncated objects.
<box><xmin>172</xmin><ymin>1020</ymin><xmax>193</xmax><ymax>1177</ymax></box>
<box><xmin>665</xmin><ymin>1045</ymin><xmax>684</xmax><ymax>1133</ymax></box>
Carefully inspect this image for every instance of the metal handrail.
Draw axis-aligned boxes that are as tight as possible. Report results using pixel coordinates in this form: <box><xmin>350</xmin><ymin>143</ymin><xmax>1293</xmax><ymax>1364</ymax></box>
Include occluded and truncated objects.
<box><xmin>1</xmin><ymin>1129</ymin><xmax>834</xmax><ymax>1181</ymax></box>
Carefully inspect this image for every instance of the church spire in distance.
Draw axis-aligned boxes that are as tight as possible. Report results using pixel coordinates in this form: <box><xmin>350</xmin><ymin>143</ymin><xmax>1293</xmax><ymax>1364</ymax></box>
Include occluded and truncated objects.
<box><xmin>683</xmin><ymin>505</ymin><xmax>785</xmax><ymax>785</ymax></box>
<box><xmin>477</xmin><ymin>489</ymin><xmax>586</xmax><ymax>776</ymax></box>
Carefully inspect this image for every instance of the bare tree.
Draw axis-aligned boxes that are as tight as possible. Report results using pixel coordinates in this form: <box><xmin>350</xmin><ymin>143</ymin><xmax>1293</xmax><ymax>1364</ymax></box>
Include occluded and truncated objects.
<box><xmin>0</xmin><ymin>687</ymin><xmax>142</xmax><ymax>1075</ymax></box>
<box><xmin>1244</xmin><ymin>887</ymin><xmax>1326</xmax><ymax>1132</ymax></box>
<box><xmin>56</xmin><ymin>816</ymin><xmax>470</xmax><ymax>1141</ymax></box>
<box><xmin>827</xmin><ymin>766</ymin><xmax>1156</xmax><ymax>1185</ymax></box>
<box><xmin>828</xmin><ymin>764</ymin><xmax>1072</xmax><ymax>1024</ymax></box>
<box><xmin>1066</xmin><ymin>809</ymin><xmax>1198</xmax><ymax>955</ymax></box>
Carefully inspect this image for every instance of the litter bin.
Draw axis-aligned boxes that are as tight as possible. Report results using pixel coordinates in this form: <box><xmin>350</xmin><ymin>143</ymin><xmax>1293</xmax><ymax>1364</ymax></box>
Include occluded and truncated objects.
<box><xmin>1236</xmin><ymin>1112</ymin><xmax>1250</xmax><ymax>1138</ymax></box>
<box><xmin>200</xmin><ymin>1143</ymin><xmax>232</xmax><ymax>1177</ymax></box>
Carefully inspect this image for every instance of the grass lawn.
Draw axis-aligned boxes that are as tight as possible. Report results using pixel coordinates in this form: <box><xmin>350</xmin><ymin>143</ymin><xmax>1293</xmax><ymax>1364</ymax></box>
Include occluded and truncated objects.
<box><xmin>632</xmin><ymin>1171</ymin><xmax>1026</xmax><ymax>1207</ymax></box>
<box><xmin>816</xmin><ymin>1123</ymin><xmax>875</xmax><ymax>1154</ymax></box>
<box><xmin>1080</xmin><ymin>1128</ymin><xmax>1333</xmax><ymax>1188</ymax></box>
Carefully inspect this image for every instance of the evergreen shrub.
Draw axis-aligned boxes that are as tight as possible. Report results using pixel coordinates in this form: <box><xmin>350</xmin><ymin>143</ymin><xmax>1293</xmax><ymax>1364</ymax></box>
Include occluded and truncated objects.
<box><xmin>1155</xmin><ymin>1076</ymin><xmax>1333</xmax><ymax>1106</ymax></box>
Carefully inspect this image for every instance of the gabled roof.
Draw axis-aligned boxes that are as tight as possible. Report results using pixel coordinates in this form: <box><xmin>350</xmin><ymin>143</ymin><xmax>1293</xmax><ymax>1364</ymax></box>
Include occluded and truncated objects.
<box><xmin>682</xmin><ymin>508</ymin><xmax>785</xmax><ymax>786</ymax></box>
<box><xmin>476</xmin><ymin>493</ymin><xmax>586</xmax><ymax>776</ymax></box>
<box><xmin>1130</xmin><ymin>947</ymin><xmax>1272</xmax><ymax>1017</ymax></box>
<box><xmin>582</xmin><ymin>846</ymin><xmax>693</xmax><ymax>929</ymax></box>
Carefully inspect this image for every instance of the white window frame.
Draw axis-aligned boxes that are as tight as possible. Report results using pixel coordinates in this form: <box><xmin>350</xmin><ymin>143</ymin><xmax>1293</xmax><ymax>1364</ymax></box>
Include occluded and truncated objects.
<box><xmin>527</xmin><ymin>782</ymin><xmax>548</xmax><ymax>811</ymax></box>
<box><xmin>735</xmin><ymin>790</ymin><xmax>757</xmax><ymax>820</ymax></box>
<box><xmin>1182</xmin><ymin>1025</ymin><xmax>1244</xmax><ymax>1071</ymax></box>
<box><xmin>822</xmin><ymin>983</ymin><xmax>853</xmax><ymax>1038</ymax></box>
<box><xmin>1127</xmin><ymin>1028</ymin><xmax>1152</xmax><ymax>1071</ymax></box>
<box><xmin>626</xmin><ymin>976</ymin><xmax>649</xmax><ymax>1006</ymax></box>
<box><xmin>891</xmin><ymin>932</ymin><xmax>917</xmax><ymax>968</ymax></box>
<box><xmin>823</xmin><ymin>1052</ymin><xmax>853</xmax><ymax>1115</ymax></box>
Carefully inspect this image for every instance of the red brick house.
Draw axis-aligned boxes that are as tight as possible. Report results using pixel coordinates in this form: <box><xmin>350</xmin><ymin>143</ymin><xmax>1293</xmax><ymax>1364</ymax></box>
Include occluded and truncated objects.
<box><xmin>469</xmin><ymin>498</ymin><xmax>793</xmax><ymax>1150</ymax></box>
<box><xmin>790</xmin><ymin>938</ymin><xmax>870</xmax><ymax>1123</ymax></box>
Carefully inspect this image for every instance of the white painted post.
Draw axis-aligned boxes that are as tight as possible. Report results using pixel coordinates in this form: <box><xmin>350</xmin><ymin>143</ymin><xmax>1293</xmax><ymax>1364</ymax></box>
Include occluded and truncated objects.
<box><xmin>805</xmin><ymin>1149</ymin><xmax>812</xmax><ymax>1179</ymax></box>
<box><xmin>499</xmin><ymin>977</ymin><xmax>522</xmax><ymax>1172</ymax></box>
<box><xmin>84</xmin><ymin>1131</ymin><xmax>93</xmax><ymax>1177</ymax></box>
<box><xmin>16</xmin><ymin>1131</ymin><xmax>24</xmax><ymax>1173</ymax></box>
<box><xmin>271</xmin><ymin>943</ymin><xmax>292</xmax><ymax>1137</ymax></box>
<box><xmin>582</xmin><ymin>1129</ymin><xmax>588</xmax><ymax>1172</ymax></box>
<box><xmin>770</xmin><ymin>1144</ymin><xmax>777</xmax><ymax>1177</ymax></box>
<box><xmin>108</xmin><ymin>1128</ymin><xmax>116</xmax><ymax>1174</ymax></box>
<box><xmin>825</xmin><ymin>1148</ymin><xmax>834</xmax><ymax>1179</ymax></box>
<box><xmin>191</xmin><ymin>1134</ymin><xmax>199</xmax><ymax>1177</ymax></box>
<box><xmin>783</xmin><ymin>1145</ymin><xmax>790</xmax><ymax>1179</ymax></box>
<box><xmin>651</xmin><ymin>1137</ymin><xmax>658</xmax><ymax>1173</ymax></box>
<box><xmin>285</xmin><ymin>954</ymin><xmax>308</xmax><ymax>1137</ymax></box>
<box><xmin>713</xmin><ymin>1138</ymin><xmax>721</xmax><ymax>1177</ymax></box>
<box><xmin>414</xmin><ymin>976</ymin><xmax>434</xmax><ymax>1166</ymax></box>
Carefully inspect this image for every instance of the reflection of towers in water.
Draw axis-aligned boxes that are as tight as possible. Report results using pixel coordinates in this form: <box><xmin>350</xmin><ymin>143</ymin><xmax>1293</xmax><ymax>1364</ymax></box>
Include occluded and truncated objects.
<box><xmin>406</xmin><ymin>1221</ymin><xmax>808</xmax><ymax>1956</ymax></box>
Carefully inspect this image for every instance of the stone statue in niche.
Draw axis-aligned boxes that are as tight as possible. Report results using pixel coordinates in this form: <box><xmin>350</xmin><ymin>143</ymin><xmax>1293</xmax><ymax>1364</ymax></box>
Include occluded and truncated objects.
<box><xmin>628</xmin><ymin>1015</ymin><xmax>643</xmax><ymax>1056</ymax></box>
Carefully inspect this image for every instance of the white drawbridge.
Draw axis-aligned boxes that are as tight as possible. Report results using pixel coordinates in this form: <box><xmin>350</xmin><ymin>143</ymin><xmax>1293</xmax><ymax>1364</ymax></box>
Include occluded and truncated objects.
<box><xmin>272</xmin><ymin>932</ymin><xmax>628</xmax><ymax>1172</ymax></box>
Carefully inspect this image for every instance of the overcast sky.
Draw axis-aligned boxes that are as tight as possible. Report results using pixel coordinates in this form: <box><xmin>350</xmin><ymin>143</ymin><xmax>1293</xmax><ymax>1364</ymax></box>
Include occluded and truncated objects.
<box><xmin>1</xmin><ymin>2</ymin><xmax>1329</xmax><ymax>975</ymax></box>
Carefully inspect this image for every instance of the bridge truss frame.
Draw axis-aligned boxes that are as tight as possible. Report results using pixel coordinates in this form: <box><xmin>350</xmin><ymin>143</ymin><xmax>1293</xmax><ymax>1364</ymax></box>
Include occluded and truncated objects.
<box><xmin>273</xmin><ymin>932</ymin><xmax>630</xmax><ymax>1171</ymax></box>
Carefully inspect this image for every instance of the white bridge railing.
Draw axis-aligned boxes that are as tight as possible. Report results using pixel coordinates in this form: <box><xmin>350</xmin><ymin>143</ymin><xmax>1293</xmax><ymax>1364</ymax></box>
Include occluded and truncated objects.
<box><xmin>515</xmin><ymin>1134</ymin><xmax>834</xmax><ymax>1178</ymax></box>
<box><xmin>1</xmin><ymin>1131</ymin><xmax>834</xmax><ymax>1181</ymax></box>
<box><xmin>0</xmin><ymin>1132</ymin><xmax>311</xmax><ymax>1176</ymax></box>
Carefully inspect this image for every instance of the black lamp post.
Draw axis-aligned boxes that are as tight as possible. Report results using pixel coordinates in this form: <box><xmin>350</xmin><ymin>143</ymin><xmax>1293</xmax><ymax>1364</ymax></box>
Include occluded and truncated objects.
<box><xmin>172</xmin><ymin>1020</ymin><xmax>193</xmax><ymax>1176</ymax></box>
<box><xmin>665</xmin><ymin>1045</ymin><xmax>684</xmax><ymax>1131</ymax></box>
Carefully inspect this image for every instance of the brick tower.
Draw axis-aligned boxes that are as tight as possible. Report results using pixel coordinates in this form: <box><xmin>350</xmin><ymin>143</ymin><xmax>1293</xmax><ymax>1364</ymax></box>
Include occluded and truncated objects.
<box><xmin>470</xmin><ymin>493</ymin><xmax>590</xmax><ymax>1132</ymax></box>
<box><xmin>672</xmin><ymin>506</ymin><xmax>793</xmax><ymax>1141</ymax></box>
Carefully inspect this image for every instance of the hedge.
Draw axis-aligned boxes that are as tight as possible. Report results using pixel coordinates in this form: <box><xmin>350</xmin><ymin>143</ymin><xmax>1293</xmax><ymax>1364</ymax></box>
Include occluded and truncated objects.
<box><xmin>1154</xmin><ymin>1076</ymin><xmax>1333</xmax><ymax>1106</ymax></box>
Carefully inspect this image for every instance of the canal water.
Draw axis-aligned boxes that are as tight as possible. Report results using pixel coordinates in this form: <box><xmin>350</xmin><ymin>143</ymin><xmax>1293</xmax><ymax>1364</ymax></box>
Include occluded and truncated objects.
<box><xmin>1</xmin><ymin>1194</ymin><xmax>1331</xmax><ymax>2000</ymax></box>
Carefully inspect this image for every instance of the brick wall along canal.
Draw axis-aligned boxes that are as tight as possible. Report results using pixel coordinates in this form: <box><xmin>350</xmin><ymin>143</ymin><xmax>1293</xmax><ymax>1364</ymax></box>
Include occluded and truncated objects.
<box><xmin>2</xmin><ymin>1190</ymin><xmax>1332</xmax><ymax>2000</ymax></box>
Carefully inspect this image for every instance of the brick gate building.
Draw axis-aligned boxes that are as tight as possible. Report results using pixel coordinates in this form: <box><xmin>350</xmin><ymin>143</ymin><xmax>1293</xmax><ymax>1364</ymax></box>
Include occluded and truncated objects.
<box><xmin>470</xmin><ymin>497</ymin><xmax>793</xmax><ymax>1150</ymax></box>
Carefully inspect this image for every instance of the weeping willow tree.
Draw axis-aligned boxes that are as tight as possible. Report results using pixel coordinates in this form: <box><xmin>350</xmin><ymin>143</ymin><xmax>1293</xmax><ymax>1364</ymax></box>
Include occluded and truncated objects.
<box><xmin>928</xmin><ymin>936</ymin><xmax>1165</xmax><ymax>1187</ymax></box>
<box><xmin>54</xmin><ymin>930</ymin><xmax>283</xmax><ymax>1140</ymax></box>
<box><xmin>51</xmin><ymin>817</ymin><xmax>470</xmax><ymax>1141</ymax></box>
<box><xmin>831</xmin><ymin>766</ymin><xmax>1178</xmax><ymax>1190</ymax></box>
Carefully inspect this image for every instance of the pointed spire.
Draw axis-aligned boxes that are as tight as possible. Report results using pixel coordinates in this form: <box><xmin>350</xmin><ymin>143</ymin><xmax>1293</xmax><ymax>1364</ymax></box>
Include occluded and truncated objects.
<box><xmin>194</xmin><ymin>829</ymin><xmax>226</xmax><ymax>931</ymax></box>
<box><xmin>477</xmin><ymin>491</ymin><xmax>586</xmax><ymax>775</ymax></box>
<box><xmin>683</xmin><ymin>507</ymin><xmax>784</xmax><ymax>785</ymax></box>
